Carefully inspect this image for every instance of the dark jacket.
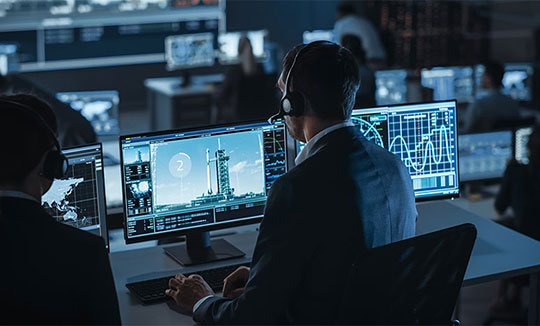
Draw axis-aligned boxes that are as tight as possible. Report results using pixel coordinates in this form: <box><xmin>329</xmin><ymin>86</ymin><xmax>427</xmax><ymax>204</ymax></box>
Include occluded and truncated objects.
<box><xmin>194</xmin><ymin>126</ymin><xmax>417</xmax><ymax>324</ymax></box>
<box><xmin>495</xmin><ymin>163</ymin><xmax>540</xmax><ymax>241</ymax></box>
<box><xmin>0</xmin><ymin>197</ymin><xmax>120</xmax><ymax>325</ymax></box>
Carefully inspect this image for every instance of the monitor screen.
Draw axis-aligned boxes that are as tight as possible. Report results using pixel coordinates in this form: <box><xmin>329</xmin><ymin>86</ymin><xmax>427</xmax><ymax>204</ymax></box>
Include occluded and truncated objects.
<box><xmin>458</xmin><ymin>131</ymin><xmax>513</xmax><ymax>182</ymax></box>
<box><xmin>475</xmin><ymin>63</ymin><xmax>533</xmax><ymax>102</ymax></box>
<box><xmin>41</xmin><ymin>144</ymin><xmax>109</xmax><ymax>248</ymax></box>
<box><xmin>218</xmin><ymin>30</ymin><xmax>267</xmax><ymax>64</ymax></box>
<box><xmin>302</xmin><ymin>29</ymin><xmax>334</xmax><ymax>44</ymax></box>
<box><xmin>502</xmin><ymin>63</ymin><xmax>533</xmax><ymax>102</ymax></box>
<box><xmin>515</xmin><ymin>126</ymin><xmax>533</xmax><ymax>165</ymax></box>
<box><xmin>421</xmin><ymin>66</ymin><xmax>474</xmax><ymax>102</ymax></box>
<box><xmin>57</xmin><ymin>90</ymin><xmax>120</xmax><ymax>135</ymax></box>
<box><xmin>120</xmin><ymin>121</ymin><xmax>288</xmax><ymax>243</ymax></box>
<box><xmin>375</xmin><ymin>69</ymin><xmax>408</xmax><ymax>106</ymax></box>
<box><xmin>0</xmin><ymin>0</ymin><xmax>223</xmax><ymax>71</ymax></box>
<box><xmin>347</xmin><ymin>101</ymin><xmax>460</xmax><ymax>199</ymax></box>
<box><xmin>165</xmin><ymin>33</ymin><xmax>215</xmax><ymax>70</ymax></box>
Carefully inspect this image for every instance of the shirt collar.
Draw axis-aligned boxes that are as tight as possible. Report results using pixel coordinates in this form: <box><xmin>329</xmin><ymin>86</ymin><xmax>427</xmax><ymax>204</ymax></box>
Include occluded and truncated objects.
<box><xmin>0</xmin><ymin>190</ymin><xmax>39</xmax><ymax>203</ymax></box>
<box><xmin>295</xmin><ymin>121</ymin><xmax>354</xmax><ymax>166</ymax></box>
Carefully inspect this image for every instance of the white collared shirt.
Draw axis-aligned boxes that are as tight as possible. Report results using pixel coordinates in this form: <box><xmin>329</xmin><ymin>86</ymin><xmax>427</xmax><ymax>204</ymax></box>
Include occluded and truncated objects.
<box><xmin>295</xmin><ymin>121</ymin><xmax>355</xmax><ymax>166</ymax></box>
<box><xmin>0</xmin><ymin>190</ymin><xmax>38</xmax><ymax>203</ymax></box>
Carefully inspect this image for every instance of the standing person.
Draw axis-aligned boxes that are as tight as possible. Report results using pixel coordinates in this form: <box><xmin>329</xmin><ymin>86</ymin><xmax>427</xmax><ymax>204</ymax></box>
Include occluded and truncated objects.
<box><xmin>334</xmin><ymin>1</ymin><xmax>386</xmax><ymax>68</ymax></box>
<box><xmin>0</xmin><ymin>94</ymin><xmax>121</xmax><ymax>325</ymax></box>
<box><xmin>164</xmin><ymin>41</ymin><xmax>416</xmax><ymax>324</ymax></box>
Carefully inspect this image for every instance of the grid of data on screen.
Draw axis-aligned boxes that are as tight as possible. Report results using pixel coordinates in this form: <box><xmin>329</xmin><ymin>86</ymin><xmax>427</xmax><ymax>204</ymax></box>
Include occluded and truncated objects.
<box><xmin>352</xmin><ymin>101</ymin><xmax>459</xmax><ymax>198</ymax></box>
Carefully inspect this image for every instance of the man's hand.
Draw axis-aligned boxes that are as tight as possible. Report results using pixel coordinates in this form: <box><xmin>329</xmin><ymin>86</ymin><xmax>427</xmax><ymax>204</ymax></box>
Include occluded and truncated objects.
<box><xmin>222</xmin><ymin>266</ymin><xmax>250</xmax><ymax>299</ymax></box>
<box><xmin>165</xmin><ymin>273</ymin><xmax>214</xmax><ymax>314</ymax></box>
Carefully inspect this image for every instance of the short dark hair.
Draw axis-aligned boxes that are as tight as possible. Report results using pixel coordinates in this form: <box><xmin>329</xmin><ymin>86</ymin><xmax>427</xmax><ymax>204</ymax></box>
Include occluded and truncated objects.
<box><xmin>340</xmin><ymin>34</ymin><xmax>366</xmax><ymax>64</ymax></box>
<box><xmin>484</xmin><ymin>62</ymin><xmax>505</xmax><ymax>87</ymax></box>
<box><xmin>337</xmin><ymin>1</ymin><xmax>357</xmax><ymax>16</ymax></box>
<box><xmin>282</xmin><ymin>42</ymin><xmax>360</xmax><ymax>120</ymax></box>
<box><xmin>0</xmin><ymin>94</ymin><xmax>58</xmax><ymax>185</ymax></box>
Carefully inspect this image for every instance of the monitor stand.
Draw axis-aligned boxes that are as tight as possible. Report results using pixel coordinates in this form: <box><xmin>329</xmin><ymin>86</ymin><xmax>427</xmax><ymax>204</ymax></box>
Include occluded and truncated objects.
<box><xmin>163</xmin><ymin>231</ymin><xmax>245</xmax><ymax>266</ymax></box>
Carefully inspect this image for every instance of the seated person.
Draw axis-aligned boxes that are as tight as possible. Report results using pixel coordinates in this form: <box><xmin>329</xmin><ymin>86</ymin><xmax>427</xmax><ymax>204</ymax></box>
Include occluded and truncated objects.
<box><xmin>165</xmin><ymin>41</ymin><xmax>417</xmax><ymax>324</ymax></box>
<box><xmin>217</xmin><ymin>36</ymin><xmax>267</xmax><ymax>121</ymax></box>
<box><xmin>0</xmin><ymin>94</ymin><xmax>120</xmax><ymax>325</ymax></box>
<box><xmin>340</xmin><ymin>34</ymin><xmax>376</xmax><ymax>108</ymax></box>
<box><xmin>462</xmin><ymin>62</ymin><xmax>521</xmax><ymax>134</ymax></box>
<box><xmin>0</xmin><ymin>74</ymin><xmax>96</xmax><ymax>147</ymax></box>
<box><xmin>495</xmin><ymin>124</ymin><xmax>540</xmax><ymax>240</ymax></box>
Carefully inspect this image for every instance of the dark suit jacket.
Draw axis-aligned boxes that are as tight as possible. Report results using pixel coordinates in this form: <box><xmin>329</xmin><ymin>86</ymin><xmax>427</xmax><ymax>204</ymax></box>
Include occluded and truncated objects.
<box><xmin>0</xmin><ymin>197</ymin><xmax>121</xmax><ymax>325</ymax></box>
<box><xmin>194</xmin><ymin>126</ymin><xmax>417</xmax><ymax>325</ymax></box>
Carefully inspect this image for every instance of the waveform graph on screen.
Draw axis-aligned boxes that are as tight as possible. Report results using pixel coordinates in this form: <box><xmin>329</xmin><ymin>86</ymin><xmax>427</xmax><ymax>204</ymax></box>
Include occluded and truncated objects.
<box><xmin>388</xmin><ymin>108</ymin><xmax>458</xmax><ymax>194</ymax></box>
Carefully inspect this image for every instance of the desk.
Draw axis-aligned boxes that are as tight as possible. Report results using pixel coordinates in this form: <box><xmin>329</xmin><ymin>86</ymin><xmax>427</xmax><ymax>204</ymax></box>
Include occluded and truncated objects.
<box><xmin>144</xmin><ymin>75</ymin><xmax>223</xmax><ymax>131</ymax></box>
<box><xmin>110</xmin><ymin>201</ymin><xmax>540</xmax><ymax>325</ymax></box>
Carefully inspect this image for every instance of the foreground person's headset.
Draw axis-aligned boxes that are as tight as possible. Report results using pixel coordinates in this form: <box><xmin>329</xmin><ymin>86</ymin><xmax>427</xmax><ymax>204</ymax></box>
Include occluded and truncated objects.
<box><xmin>268</xmin><ymin>40</ymin><xmax>336</xmax><ymax>123</ymax></box>
<box><xmin>0</xmin><ymin>98</ymin><xmax>68</xmax><ymax>180</ymax></box>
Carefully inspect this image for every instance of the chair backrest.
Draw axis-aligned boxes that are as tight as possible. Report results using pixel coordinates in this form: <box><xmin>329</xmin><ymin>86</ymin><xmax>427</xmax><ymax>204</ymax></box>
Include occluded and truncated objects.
<box><xmin>336</xmin><ymin>223</ymin><xmax>477</xmax><ymax>325</ymax></box>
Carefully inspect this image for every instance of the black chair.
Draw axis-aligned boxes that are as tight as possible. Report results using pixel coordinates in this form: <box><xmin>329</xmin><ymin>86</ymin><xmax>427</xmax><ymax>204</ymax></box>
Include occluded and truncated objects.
<box><xmin>337</xmin><ymin>223</ymin><xmax>477</xmax><ymax>325</ymax></box>
<box><xmin>235</xmin><ymin>73</ymin><xmax>279</xmax><ymax>122</ymax></box>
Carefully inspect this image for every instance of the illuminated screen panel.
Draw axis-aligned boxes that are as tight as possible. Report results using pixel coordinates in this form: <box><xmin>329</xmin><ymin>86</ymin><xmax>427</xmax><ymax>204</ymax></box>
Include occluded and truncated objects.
<box><xmin>120</xmin><ymin>121</ymin><xmax>288</xmax><ymax>242</ymax></box>
<box><xmin>458</xmin><ymin>131</ymin><xmax>513</xmax><ymax>182</ymax></box>
<box><xmin>0</xmin><ymin>0</ymin><xmax>223</xmax><ymax>71</ymax></box>
<box><xmin>295</xmin><ymin>101</ymin><xmax>460</xmax><ymax>200</ymax></box>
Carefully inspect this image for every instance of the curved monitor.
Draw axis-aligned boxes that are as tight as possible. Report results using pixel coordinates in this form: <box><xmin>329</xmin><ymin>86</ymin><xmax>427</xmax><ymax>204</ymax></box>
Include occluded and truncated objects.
<box><xmin>120</xmin><ymin>120</ymin><xmax>288</xmax><ymax>243</ymax></box>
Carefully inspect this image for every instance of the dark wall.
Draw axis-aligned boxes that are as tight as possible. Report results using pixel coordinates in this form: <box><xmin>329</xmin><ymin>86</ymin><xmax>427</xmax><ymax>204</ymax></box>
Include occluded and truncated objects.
<box><xmin>20</xmin><ymin>0</ymin><xmax>339</xmax><ymax>111</ymax></box>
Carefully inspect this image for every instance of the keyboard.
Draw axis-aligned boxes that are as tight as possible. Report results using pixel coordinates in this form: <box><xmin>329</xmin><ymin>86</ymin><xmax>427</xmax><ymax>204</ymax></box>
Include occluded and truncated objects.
<box><xmin>126</xmin><ymin>263</ymin><xmax>249</xmax><ymax>304</ymax></box>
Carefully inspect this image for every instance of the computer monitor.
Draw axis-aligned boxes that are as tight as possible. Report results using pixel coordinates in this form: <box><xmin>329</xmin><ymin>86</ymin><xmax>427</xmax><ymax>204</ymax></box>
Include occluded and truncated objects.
<box><xmin>120</xmin><ymin>120</ymin><xmax>288</xmax><ymax>265</ymax></box>
<box><xmin>218</xmin><ymin>30</ymin><xmax>267</xmax><ymax>64</ymax></box>
<box><xmin>165</xmin><ymin>33</ymin><xmax>215</xmax><ymax>70</ymax></box>
<box><xmin>515</xmin><ymin>126</ymin><xmax>533</xmax><ymax>165</ymax></box>
<box><xmin>0</xmin><ymin>43</ymin><xmax>19</xmax><ymax>76</ymax></box>
<box><xmin>302</xmin><ymin>29</ymin><xmax>334</xmax><ymax>44</ymax></box>
<box><xmin>421</xmin><ymin>66</ymin><xmax>474</xmax><ymax>102</ymax></box>
<box><xmin>56</xmin><ymin>90</ymin><xmax>120</xmax><ymax>136</ymax></box>
<box><xmin>475</xmin><ymin>63</ymin><xmax>534</xmax><ymax>102</ymax></box>
<box><xmin>41</xmin><ymin>143</ymin><xmax>109</xmax><ymax>249</ymax></box>
<box><xmin>297</xmin><ymin>101</ymin><xmax>458</xmax><ymax>200</ymax></box>
<box><xmin>375</xmin><ymin>69</ymin><xmax>408</xmax><ymax>106</ymax></box>
<box><xmin>458</xmin><ymin>131</ymin><xmax>513</xmax><ymax>182</ymax></box>
<box><xmin>502</xmin><ymin>63</ymin><xmax>533</xmax><ymax>102</ymax></box>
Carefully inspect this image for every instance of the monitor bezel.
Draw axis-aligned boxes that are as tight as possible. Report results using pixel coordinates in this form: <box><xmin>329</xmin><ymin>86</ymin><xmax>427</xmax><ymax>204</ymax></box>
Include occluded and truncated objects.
<box><xmin>119</xmin><ymin>119</ymin><xmax>288</xmax><ymax>244</ymax></box>
<box><xmin>352</xmin><ymin>100</ymin><xmax>461</xmax><ymax>202</ymax></box>
<box><xmin>458</xmin><ymin>130</ymin><xmax>514</xmax><ymax>183</ymax></box>
<box><xmin>55</xmin><ymin>142</ymin><xmax>110</xmax><ymax>251</ymax></box>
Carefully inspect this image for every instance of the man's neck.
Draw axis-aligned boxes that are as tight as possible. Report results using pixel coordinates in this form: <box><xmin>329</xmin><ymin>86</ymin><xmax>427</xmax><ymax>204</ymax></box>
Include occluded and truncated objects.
<box><xmin>303</xmin><ymin>117</ymin><xmax>348</xmax><ymax>143</ymax></box>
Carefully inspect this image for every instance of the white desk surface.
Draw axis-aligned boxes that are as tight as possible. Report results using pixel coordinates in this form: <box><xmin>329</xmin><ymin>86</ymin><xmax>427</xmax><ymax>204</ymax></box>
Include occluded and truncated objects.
<box><xmin>109</xmin><ymin>200</ymin><xmax>540</xmax><ymax>325</ymax></box>
<box><xmin>144</xmin><ymin>75</ymin><xmax>224</xmax><ymax>97</ymax></box>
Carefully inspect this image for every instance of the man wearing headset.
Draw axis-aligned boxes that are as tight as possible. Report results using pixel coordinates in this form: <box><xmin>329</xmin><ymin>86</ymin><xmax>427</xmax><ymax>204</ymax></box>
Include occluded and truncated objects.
<box><xmin>0</xmin><ymin>94</ymin><xmax>121</xmax><ymax>324</ymax></box>
<box><xmin>166</xmin><ymin>42</ymin><xmax>416</xmax><ymax>324</ymax></box>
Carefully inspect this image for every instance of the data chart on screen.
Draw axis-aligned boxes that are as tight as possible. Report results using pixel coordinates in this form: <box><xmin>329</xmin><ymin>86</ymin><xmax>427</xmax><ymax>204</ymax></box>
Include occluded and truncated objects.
<box><xmin>351</xmin><ymin>101</ymin><xmax>460</xmax><ymax>199</ymax></box>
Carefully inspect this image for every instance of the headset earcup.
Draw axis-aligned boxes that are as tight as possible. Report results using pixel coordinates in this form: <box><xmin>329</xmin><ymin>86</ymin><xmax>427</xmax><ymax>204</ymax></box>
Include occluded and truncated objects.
<box><xmin>42</xmin><ymin>151</ymin><xmax>68</xmax><ymax>180</ymax></box>
<box><xmin>288</xmin><ymin>91</ymin><xmax>305</xmax><ymax>117</ymax></box>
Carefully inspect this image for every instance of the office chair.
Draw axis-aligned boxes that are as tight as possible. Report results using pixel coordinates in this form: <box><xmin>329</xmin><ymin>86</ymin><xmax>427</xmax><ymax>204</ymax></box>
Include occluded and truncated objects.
<box><xmin>336</xmin><ymin>223</ymin><xmax>477</xmax><ymax>325</ymax></box>
<box><xmin>235</xmin><ymin>73</ymin><xmax>279</xmax><ymax>122</ymax></box>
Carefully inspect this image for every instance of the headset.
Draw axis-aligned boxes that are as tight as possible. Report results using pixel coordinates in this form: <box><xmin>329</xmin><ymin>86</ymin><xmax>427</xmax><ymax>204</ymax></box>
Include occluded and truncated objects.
<box><xmin>268</xmin><ymin>40</ymin><xmax>336</xmax><ymax>123</ymax></box>
<box><xmin>0</xmin><ymin>98</ymin><xmax>68</xmax><ymax>180</ymax></box>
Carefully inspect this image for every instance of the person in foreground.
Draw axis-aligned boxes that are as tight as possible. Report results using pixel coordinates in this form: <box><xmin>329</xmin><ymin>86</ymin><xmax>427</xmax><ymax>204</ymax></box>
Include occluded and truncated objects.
<box><xmin>0</xmin><ymin>94</ymin><xmax>121</xmax><ymax>325</ymax></box>
<box><xmin>165</xmin><ymin>41</ymin><xmax>417</xmax><ymax>324</ymax></box>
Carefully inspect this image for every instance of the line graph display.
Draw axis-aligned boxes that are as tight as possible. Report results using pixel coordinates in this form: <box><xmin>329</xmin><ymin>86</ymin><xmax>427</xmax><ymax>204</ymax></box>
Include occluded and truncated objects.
<box><xmin>352</xmin><ymin>101</ymin><xmax>460</xmax><ymax>199</ymax></box>
<box><xmin>388</xmin><ymin>108</ymin><xmax>457</xmax><ymax>194</ymax></box>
